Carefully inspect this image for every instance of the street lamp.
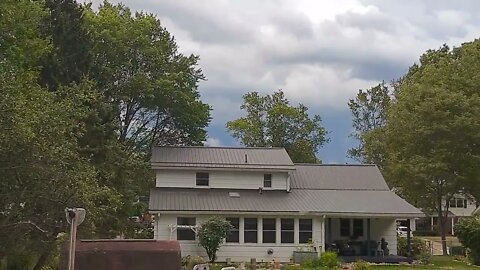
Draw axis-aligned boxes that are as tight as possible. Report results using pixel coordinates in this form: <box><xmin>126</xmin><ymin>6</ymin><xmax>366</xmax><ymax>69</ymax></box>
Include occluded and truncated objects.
<box><xmin>65</xmin><ymin>208</ymin><xmax>86</xmax><ymax>270</ymax></box>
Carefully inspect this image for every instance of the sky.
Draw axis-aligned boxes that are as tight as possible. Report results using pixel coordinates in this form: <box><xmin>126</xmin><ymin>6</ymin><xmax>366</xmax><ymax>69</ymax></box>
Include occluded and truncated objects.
<box><xmin>86</xmin><ymin>0</ymin><xmax>480</xmax><ymax>163</ymax></box>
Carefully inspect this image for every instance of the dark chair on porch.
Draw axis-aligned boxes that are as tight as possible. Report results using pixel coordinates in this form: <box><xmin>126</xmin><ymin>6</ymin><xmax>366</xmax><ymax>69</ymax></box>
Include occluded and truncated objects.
<box><xmin>334</xmin><ymin>240</ymin><xmax>356</xmax><ymax>256</ymax></box>
<box><xmin>361</xmin><ymin>240</ymin><xmax>379</xmax><ymax>257</ymax></box>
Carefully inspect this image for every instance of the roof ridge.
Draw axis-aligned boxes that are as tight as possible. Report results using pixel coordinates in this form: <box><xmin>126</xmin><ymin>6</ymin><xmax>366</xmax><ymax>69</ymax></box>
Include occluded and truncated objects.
<box><xmin>293</xmin><ymin>163</ymin><xmax>377</xmax><ymax>166</ymax></box>
<box><xmin>153</xmin><ymin>145</ymin><xmax>286</xmax><ymax>150</ymax></box>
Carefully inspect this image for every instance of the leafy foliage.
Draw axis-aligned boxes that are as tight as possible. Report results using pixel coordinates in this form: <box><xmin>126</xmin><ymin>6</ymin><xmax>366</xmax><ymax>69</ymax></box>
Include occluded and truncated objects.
<box><xmin>397</xmin><ymin>237</ymin><xmax>431</xmax><ymax>264</ymax></box>
<box><xmin>227</xmin><ymin>90</ymin><xmax>328</xmax><ymax>163</ymax></box>
<box><xmin>455</xmin><ymin>216</ymin><xmax>480</xmax><ymax>265</ymax></box>
<box><xmin>352</xmin><ymin>260</ymin><xmax>370</xmax><ymax>270</ymax></box>
<box><xmin>196</xmin><ymin>217</ymin><xmax>233</xmax><ymax>263</ymax></box>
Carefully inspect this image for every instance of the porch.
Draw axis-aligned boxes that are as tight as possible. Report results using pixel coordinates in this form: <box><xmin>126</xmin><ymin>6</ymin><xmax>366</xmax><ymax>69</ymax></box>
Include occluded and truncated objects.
<box><xmin>323</xmin><ymin>217</ymin><xmax>413</xmax><ymax>263</ymax></box>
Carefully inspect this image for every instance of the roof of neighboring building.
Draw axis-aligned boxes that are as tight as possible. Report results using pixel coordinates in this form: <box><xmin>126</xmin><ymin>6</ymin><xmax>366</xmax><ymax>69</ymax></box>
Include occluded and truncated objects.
<box><xmin>151</xmin><ymin>146</ymin><xmax>295</xmax><ymax>170</ymax></box>
<box><xmin>474</xmin><ymin>206</ymin><xmax>480</xmax><ymax>215</ymax></box>
<box><xmin>149</xmin><ymin>187</ymin><xmax>423</xmax><ymax>217</ymax></box>
<box><xmin>291</xmin><ymin>164</ymin><xmax>389</xmax><ymax>190</ymax></box>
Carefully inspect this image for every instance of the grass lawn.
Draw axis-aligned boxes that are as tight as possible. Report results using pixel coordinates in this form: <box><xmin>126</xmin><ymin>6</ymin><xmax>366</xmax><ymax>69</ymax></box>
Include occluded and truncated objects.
<box><xmin>370</xmin><ymin>256</ymin><xmax>478</xmax><ymax>269</ymax></box>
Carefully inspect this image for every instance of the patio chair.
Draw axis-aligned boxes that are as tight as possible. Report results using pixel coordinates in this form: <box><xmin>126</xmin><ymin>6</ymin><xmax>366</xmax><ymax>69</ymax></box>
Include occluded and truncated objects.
<box><xmin>334</xmin><ymin>240</ymin><xmax>356</xmax><ymax>256</ymax></box>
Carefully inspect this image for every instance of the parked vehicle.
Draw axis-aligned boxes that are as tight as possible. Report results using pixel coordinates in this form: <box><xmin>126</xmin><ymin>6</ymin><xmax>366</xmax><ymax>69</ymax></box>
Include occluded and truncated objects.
<box><xmin>397</xmin><ymin>226</ymin><xmax>408</xmax><ymax>237</ymax></box>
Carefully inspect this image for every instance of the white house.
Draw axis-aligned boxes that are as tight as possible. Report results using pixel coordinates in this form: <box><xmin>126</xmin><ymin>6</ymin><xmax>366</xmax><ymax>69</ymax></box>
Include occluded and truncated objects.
<box><xmin>415</xmin><ymin>194</ymin><xmax>478</xmax><ymax>235</ymax></box>
<box><xmin>148</xmin><ymin>146</ymin><xmax>423</xmax><ymax>262</ymax></box>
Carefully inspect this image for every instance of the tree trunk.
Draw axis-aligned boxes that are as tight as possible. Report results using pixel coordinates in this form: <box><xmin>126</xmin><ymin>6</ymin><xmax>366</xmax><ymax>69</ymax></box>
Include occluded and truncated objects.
<box><xmin>32</xmin><ymin>244</ymin><xmax>53</xmax><ymax>270</ymax></box>
<box><xmin>437</xmin><ymin>199</ymin><xmax>448</xmax><ymax>255</ymax></box>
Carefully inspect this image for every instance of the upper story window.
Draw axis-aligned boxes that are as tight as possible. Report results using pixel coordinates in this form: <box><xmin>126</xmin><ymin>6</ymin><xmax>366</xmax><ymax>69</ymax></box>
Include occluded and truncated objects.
<box><xmin>196</xmin><ymin>172</ymin><xmax>209</xmax><ymax>186</ymax></box>
<box><xmin>449</xmin><ymin>198</ymin><xmax>467</xmax><ymax>208</ymax></box>
<box><xmin>177</xmin><ymin>217</ymin><xmax>196</xmax><ymax>240</ymax></box>
<box><xmin>264</xmin><ymin>174</ymin><xmax>272</xmax><ymax>188</ymax></box>
<box><xmin>226</xmin><ymin>217</ymin><xmax>240</xmax><ymax>243</ymax></box>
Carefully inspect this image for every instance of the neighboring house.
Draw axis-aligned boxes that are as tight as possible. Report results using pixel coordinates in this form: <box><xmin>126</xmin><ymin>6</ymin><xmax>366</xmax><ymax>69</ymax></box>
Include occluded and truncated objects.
<box><xmin>473</xmin><ymin>206</ymin><xmax>480</xmax><ymax>215</ymax></box>
<box><xmin>415</xmin><ymin>194</ymin><xmax>478</xmax><ymax>235</ymax></box>
<box><xmin>148</xmin><ymin>146</ymin><xmax>423</xmax><ymax>262</ymax></box>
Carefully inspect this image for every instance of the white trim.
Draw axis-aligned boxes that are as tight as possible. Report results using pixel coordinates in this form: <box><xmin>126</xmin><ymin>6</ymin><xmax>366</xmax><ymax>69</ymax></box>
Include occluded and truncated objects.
<box><xmin>168</xmin><ymin>224</ymin><xmax>197</xmax><ymax>240</ymax></box>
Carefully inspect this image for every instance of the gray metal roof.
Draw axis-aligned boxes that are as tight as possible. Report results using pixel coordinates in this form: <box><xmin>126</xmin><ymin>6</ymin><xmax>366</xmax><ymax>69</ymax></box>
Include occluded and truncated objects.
<box><xmin>291</xmin><ymin>164</ymin><xmax>389</xmax><ymax>190</ymax></box>
<box><xmin>151</xmin><ymin>146</ymin><xmax>295</xmax><ymax>170</ymax></box>
<box><xmin>149</xmin><ymin>188</ymin><xmax>423</xmax><ymax>217</ymax></box>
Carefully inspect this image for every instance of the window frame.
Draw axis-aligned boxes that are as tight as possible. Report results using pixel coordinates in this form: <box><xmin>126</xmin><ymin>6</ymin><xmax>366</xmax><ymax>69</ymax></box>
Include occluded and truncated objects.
<box><xmin>263</xmin><ymin>174</ymin><xmax>272</xmax><ymax>188</ymax></box>
<box><xmin>299</xmin><ymin>219</ymin><xmax>313</xmax><ymax>244</ymax></box>
<box><xmin>281</xmin><ymin>218</ymin><xmax>294</xmax><ymax>244</ymax></box>
<box><xmin>244</xmin><ymin>218</ymin><xmax>258</xmax><ymax>243</ymax></box>
<box><xmin>262</xmin><ymin>218</ymin><xmax>276</xmax><ymax>244</ymax></box>
<box><xmin>353</xmin><ymin>219</ymin><xmax>364</xmax><ymax>237</ymax></box>
<box><xmin>195</xmin><ymin>172</ymin><xmax>209</xmax><ymax>187</ymax></box>
<box><xmin>226</xmin><ymin>217</ymin><xmax>240</xmax><ymax>243</ymax></box>
<box><xmin>176</xmin><ymin>217</ymin><xmax>196</xmax><ymax>241</ymax></box>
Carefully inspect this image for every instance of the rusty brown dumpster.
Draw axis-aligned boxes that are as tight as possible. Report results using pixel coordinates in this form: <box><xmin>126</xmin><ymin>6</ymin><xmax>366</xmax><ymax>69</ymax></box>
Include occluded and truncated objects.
<box><xmin>60</xmin><ymin>239</ymin><xmax>181</xmax><ymax>270</ymax></box>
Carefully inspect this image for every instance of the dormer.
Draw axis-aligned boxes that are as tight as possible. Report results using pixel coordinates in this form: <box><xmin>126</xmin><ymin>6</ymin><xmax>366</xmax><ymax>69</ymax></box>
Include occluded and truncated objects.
<box><xmin>151</xmin><ymin>146</ymin><xmax>295</xmax><ymax>191</ymax></box>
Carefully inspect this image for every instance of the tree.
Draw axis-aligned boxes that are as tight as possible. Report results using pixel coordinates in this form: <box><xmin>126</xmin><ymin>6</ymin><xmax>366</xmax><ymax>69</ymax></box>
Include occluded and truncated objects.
<box><xmin>196</xmin><ymin>217</ymin><xmax>233</xmax><ymax>263</ymax></box>
<box><xmin>455</xmin><ymin>216</ymin><xmax>480</xmax><ymax>265</ymax></box>
<box><xmin>383</xmin><ymin>44</ymin><xmax>480</xmax><ymax>255</ymax></box>
<box><xmin>347</xmin><ymin>81</ymin><xmax>391</xmax><ymax>166</ymax></box>
<box><xmin>226</xmin><ymin>90</ymin><xmax>328</xmax><ymax>163</ymax></box>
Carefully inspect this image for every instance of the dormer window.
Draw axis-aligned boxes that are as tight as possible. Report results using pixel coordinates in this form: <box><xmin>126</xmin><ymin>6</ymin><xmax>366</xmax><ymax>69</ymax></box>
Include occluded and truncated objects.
<box><xmin>196</xmin><ymin>172</ymin><xmax>209</xmax><ymax>186</ymax></box>
<box><xmin>263</xmin><ymin>174</ymin><xmax>272</xmax><ymax>188</ymax></box>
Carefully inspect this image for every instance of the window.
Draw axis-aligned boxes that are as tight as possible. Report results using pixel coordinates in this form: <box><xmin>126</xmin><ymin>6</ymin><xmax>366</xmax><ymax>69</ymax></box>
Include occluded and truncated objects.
<box><xmin>299</xmin><ymin>219</ymin><xmax>313</xmax><ymax>244</ymax></box>
<box><xmin>281</xmin><ymin>219</ymin><xmax>294</xmax><ymax>243</ymax></box>
<box><xmin>450</xmin><ymin>198</ymin><xmax>467</xmax><ymax>208</ymax></box>
<box><xmin>457</xmin><ymin>199</ymin><xmax>464</xmax><ymax>208</ymax></box>
<box><xmin>244</xmin><ymin>218</ymin><xmax>258</xmax><ymax>243</ymax></box>
<box><xmin>196</xmin><ymin>172</ymin><xmax>209</xmax><ymax>186</ymax></box>
<box><xmin>353</xmin><ymin>219</ymin><xmax>364</xmax><ymax>237</ymax></box>
<box><xmin>340</xmin><ymin>218</ymin><xmax>350</xmax><ymax>237</ymax></box>
<box><xmin>177</xmin><ymin>217</ymin><xmax>196</xmax><ymax>240</ymax></box>
<box><xmin>262</xmin><ymin>218</ymin><xmax>276</xmax><ymax>243</ymax></box>
<box><xmin>226</xmin><ymin>217</ymin><xmax>239</xmax><ymax>243</ymax></box>
<box><xmin>264</xmin><ymin>174</ymin><xmax>272</xmax><ymax>188</ymax></box>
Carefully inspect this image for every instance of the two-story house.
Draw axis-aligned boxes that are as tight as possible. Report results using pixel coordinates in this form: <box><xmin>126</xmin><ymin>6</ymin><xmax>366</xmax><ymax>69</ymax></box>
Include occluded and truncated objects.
<box><xmin>415</xmin><ymin>194</ymin><xmax>478</xmax><ymax>235</ymax></box>
<box><xmin>148</xmin><ymin>146</ymin><xmax>423</xmax><ymax>262</ymax></box>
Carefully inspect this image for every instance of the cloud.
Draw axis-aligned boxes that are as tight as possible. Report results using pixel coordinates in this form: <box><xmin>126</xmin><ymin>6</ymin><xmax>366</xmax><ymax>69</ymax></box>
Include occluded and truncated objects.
<box><xmin>204</xmin><ymin>137</ymin><xmax>222</xmax><ymax>147</ymax></box>
<box><xmin>82</xmin><ymin>0</ymin><xmax>480</xmax><ymax>162</ymax></box>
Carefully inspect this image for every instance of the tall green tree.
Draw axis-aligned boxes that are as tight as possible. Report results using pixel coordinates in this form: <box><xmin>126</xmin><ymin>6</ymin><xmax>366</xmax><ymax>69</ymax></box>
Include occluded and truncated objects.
<box><xmin>347</xmin><ymin>81</ymin><xmax>391</xmax><ymax>167</ymax></box>
<box><xmin>226</xmin><ymin>90</ymin><xmax>328</xmax><ymax>163</ymax></box>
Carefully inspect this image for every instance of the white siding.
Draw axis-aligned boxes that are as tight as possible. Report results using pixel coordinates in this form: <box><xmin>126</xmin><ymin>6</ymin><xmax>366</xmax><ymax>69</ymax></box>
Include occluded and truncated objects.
<box><xmin>154</xmin><ymin>214</ymin><xmax>323</xmax><ymax>262</ymax></box>
<box><xmin>155</xmin><ymin>170</ymin><xmax>288</xmax><ymax>190</ymax></box>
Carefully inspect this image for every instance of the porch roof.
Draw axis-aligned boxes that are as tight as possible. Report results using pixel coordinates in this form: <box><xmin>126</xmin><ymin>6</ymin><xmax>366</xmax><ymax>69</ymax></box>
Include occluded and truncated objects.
<box><xmin>149</xmin><ymin>188</ymin><xmax>424</xmax><ymax>217</ymax></box>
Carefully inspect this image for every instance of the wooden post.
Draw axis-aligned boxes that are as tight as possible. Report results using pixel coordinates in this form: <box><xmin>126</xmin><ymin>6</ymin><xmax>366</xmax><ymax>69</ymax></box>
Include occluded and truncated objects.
<box><xmin>250</xmin><ymin>258</ymin><xmax>256</xmax><ymax>270</ymax></box>
<box><xmin>366</xmin><ymin>218</ymin><xmax>371</xmax><ymax>256</ymax></box>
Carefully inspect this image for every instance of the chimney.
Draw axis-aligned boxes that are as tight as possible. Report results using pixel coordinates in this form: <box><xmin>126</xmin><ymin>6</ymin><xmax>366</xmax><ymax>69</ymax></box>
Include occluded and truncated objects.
<box><xmin>245</xmin><ymin>154</ymin><xmax>248</xmax><ymax>163</ymax></box>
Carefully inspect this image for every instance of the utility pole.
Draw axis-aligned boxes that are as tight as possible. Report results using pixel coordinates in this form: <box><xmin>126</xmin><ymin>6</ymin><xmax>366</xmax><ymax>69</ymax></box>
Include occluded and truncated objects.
<box><xmin>65</xmin><ymin>208</ymin><xmax>86</xmax><ymax>270</ymax></box>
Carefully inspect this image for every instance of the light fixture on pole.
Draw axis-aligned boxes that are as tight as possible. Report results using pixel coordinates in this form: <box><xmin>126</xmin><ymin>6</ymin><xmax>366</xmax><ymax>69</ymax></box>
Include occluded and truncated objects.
<box><xmin>65</xmin><ymin>207</ymin><xmax>86</xmax><ymax>270</ymax></box>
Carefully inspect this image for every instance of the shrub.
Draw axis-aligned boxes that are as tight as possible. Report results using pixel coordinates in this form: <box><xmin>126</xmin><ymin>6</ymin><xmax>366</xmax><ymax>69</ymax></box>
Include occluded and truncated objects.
<box><xmin>319</xmin><ymin>251</ymin><xmax>338</xmax><ymax>269</ymax></box>
<box><xmin>196</xmin><ymin>216</ymin><xmax>233</xmax><ymax>262</ymax></box>
<box><xmin>352</xmin><ymin>260</ymin><xmax>370</xmax><ymax>270</ymax></box>
<box><xmin>181</xmin><ymin>255</ymin><xmax>206</xmax><ymax>270</ymax></box>
<box><xmin>455</xmin><ymin>216</ymin><xmax>480</xmax><ymax>266</ymax></box>
<box><xmin>301</xmin><ymin>257</ymin><xmax>322</xmax><ymax>268</ymax></box>
<box><xmin>397</xmin><ymin>236</ymin><xmax>430</xmax><ymax>264</ymax></box>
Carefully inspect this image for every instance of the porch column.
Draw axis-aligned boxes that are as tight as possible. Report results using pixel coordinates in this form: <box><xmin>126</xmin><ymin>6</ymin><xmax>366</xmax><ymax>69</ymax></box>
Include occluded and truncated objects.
<box><xmin>406</xmin><ymin>218</ymin><xmax>412</xmax><ymax>258</ymax></box>
<box><xmin>239</xmin><ymin>217</ymin><xmax>245</xmax><ymax>244</ymax></box>
<box><xmin>451</xmin><ymin>217</ymin><xmax>455</xmax><ymax>235</ymax></box>
<box><xmin>430</xmin><ymin>216</ymin><xmax>434</xmax><ymax>231</ymax></box>
<box><xmin>321</xmin><ymin>216</ymin><xmax>326</xmax><ymax>252</ymax></box>
<box><xmin>366</xmin><ymin>218</ymin><xmax>371</xmax><ymax>256</ymax></box>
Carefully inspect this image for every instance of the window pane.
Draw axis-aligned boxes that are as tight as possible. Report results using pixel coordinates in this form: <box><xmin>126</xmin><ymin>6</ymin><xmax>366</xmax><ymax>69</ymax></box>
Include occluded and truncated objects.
<box><xmin>340</xmin><ymin>218</ymin><xmax>350</xmax><ymax>237</ymax></box>
<box><xmin>281</xmin><ymin>231</ymin><xmax>294</xmax><ymax>243</ymax></box>
<box><xmin>244</xmin><ymin>231</ymin><xmax>257</xmax><ymax>243</ymax></box>
<box><xmin>226</xmin><ymin>218</ymin><xmax>240</xmax><ymax>243</ymax></box>
<box><xmin>281</xmin><ymin>219</ymin><xmax>294</xmax><ymax>243</ymax></box>
<box><xmin>244</xmin><ymin>218</ymin><xmax>258</xmax><ymax>230</ymax></box>
<box><xmin>299</xmin><ymin>219</ymin><xmax>312</xmax><ymax>244</ymax></box>
<box><xmin>299</xmin><ymin>219</ymin><xmax>312</xmax><ymax>231</ymax></box>
<box><xmin>281</xmin><ymin>219</ymin><xmax>294</xmax><ymax>230</ymax></box>
<box><xmin>299</xmin><ymin>232</ymin><xmax>312</xmax><ymax>244</ymax></box>
<box><xmin>177</xmin><ymin>217</ymin><xmax>196</xmax><ymax>240</ymax></box>
<box><xmin>262</xmin><ymin>218</ymin><xmax>276</xmax><ymax>243</ymax></box>
<box><xmin>457</xmin><ymin>199</ymin><xmax>464</xmax><ymax>208</ymax></box>
<box><xmin>244</xmin><ymin>218</ymin><xmax>258</xmax><ymax>243</ymax></box>
<box><xmin>263</xmin><ymin>218</ymin><xmax>276</xmax><ymax>230</ymax></box>
<box><xmin>464</xmin><ymin>199</ymin><xmax>468</xmax><ymax>208</ymax></box>
<box><xmin>353</xmin><ymin>219</ymin><xmax>363</xmax><ymax>237</ymax></box>
<box><xmin>264</xmin><ymin>174</ymin><xmax>272</xmax><ymax>188</ymax></box>
<box><xmin>449</xmin><ymin>199</ymin><xmax>456</xmax><ymax>208</ymax></box>
<box><xmin>196</xmin><ymin>172</ymin><xmax>209</xmax><ymax>186</ymax></box>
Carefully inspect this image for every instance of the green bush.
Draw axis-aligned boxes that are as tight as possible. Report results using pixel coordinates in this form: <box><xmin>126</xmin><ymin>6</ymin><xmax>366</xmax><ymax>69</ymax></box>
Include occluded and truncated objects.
<box><xmin>181</xmin><ymin>255</ymin><xmax>206</xmax><ymax>270</ymax></box>
<box><xmin>197</xmin><ymin>216</ymin><xmax>233</xmax><ymax>262</ymax></box>
<box><xmin>352</xmin><ymin>260</ymin><xmax>370</xmax><ymax>270</ymax></box>
<box><xmin>301</xmin><ymin>257</ymin><xmax>322</xmax><ymax>268</ymax></box>
<box><xmin>397</xmin><ymin>236</ymin><xmax>430</xmax><ymax>264</ymax></box>
<box><xmin>319</xmin><ymin>251</ymin><xmax>338</xmax><ymax>269</ymax></box>
<box><xmin>455</xmin><ymin>216</ymin><xmax>480</xmax><ymax>265</ymax></box>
